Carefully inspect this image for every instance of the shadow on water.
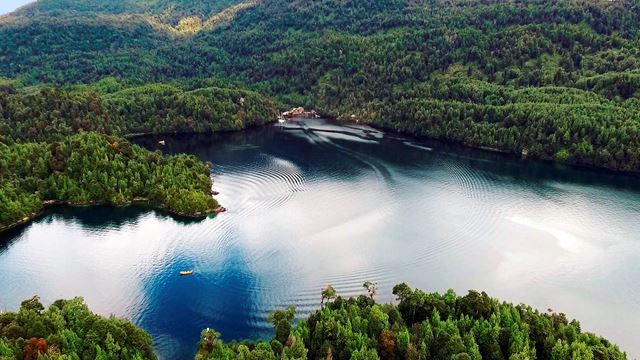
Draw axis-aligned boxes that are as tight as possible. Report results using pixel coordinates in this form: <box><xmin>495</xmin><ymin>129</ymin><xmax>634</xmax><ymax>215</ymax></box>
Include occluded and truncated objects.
<box><xmin>137</xmin><ymin>246</ymin><xmax>262</xmax><ymax>359</ymax></box>
<box><xmin>134</xmin><ymin>125</ymin><xmax>368</xmax><ymax>181</ymax></box>
<box><xmin>0</xmin><ymin>205</ymin><xmax>205</xmax><ymax>252</ymax></box>
<box><xmin>134</xmin><ymin>120</ymin><xmax>640</xmax><ymax>193</ymax></box>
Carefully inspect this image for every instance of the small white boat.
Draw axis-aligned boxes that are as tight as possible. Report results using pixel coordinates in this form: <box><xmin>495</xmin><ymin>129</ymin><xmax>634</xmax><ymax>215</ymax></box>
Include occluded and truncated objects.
<box><xmin>179</xmin><ymin>270</ymin><xmax>193</xmax><ymax>276</ymax></box>
<box><xmin>158</xmin><ymin>140</ymin><xmax>166</xmax><ymax>145</ymax></box>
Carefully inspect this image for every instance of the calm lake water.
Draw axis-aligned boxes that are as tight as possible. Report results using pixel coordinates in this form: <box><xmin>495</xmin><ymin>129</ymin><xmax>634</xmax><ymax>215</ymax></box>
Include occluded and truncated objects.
<box><xmin>1</xmin><ymin>118</ymin><xmax>640</xmax><ymax>359</ymax></box>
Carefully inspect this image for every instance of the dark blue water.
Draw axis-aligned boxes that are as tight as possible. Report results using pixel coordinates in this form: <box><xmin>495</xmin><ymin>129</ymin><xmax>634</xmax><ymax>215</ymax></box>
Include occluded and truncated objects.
<box><xmin>1</xmin><ymin>119</ymin><xmax>640</xmax><ymax>359</ymax></box>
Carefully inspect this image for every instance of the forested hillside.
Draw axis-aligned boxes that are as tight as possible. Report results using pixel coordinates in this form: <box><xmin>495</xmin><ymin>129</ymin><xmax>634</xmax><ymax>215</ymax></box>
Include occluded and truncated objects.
<box><xmin>195</xmin><ymin>284</ymin><xmax>626</xmax><ymax>359</ymax></box>
<box><xmin>0</xmin><ymin>77</ymin><xmax>277</xmax><ymax>231</ymax></box>
<box><xmin>17</xmin><ymin>0</ymin><xmax>244</xmax><ymax>22</ymax></box>
<box><xmin>3</xmin><ymin>0</ymin><xmax>640</xmax><ymax>171</ymax></box>
<box><xmin>0</xmin><ymin>78</ymin><xmax>278</xmax><ymax>143</ymax></box>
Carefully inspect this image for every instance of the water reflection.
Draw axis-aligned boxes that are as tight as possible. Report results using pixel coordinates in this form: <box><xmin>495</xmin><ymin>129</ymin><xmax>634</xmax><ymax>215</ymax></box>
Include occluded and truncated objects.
<box><xmin>1</xmin><ymin>118</ymin><xmax>639</xmax><ymax>359</ymax></box>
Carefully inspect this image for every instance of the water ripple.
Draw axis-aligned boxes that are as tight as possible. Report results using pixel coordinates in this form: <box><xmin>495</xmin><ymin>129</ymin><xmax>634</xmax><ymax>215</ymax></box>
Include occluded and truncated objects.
<box><xmin>2</xmin><ymin>119</ymin><xmax>640</xmax><ymax>359</ymax></box>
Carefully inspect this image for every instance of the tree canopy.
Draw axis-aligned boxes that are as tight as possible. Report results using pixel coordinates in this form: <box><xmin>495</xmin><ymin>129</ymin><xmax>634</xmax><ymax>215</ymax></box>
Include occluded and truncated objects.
<box><xmin>0</xmin><ymin>132</ymin><xmax>219</xmax><ymax>230</ymax></box>
<box><xmin>0</xmin><ymin>296</ymin><xmax>156</xmax><ymax>360</ymax></box>
<box><xmin>195</xmin><ymin>283</ymin><xmax>627</xmax><ymax>359</ymax></box>
<box><xmin>1</xmin><ymin>0</ymin><xmax>639</xmax><ymax>171</ymax></box>
<box><xmin>0</xmin><ymin>77</ymin><xmax>277</xmax><ymax>231</ymax></box>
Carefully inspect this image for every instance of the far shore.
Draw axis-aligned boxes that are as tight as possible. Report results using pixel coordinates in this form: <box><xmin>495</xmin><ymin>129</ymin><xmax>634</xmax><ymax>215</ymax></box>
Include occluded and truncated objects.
<box><xmin>322</xmin><ymin>113</ymin><xmax>640</xmax><ymax>177</ymax></box>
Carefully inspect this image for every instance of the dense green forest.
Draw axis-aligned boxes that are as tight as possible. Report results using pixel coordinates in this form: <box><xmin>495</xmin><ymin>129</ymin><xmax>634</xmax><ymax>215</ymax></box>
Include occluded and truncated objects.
<box><xmin>0</xmin><ymin>76</ymin><xmax>277</xmax><ymax>231</ymax></box>
<box><xmin>0</xmin><ymin>296</ymin><xmax>156</xmax><ymax>360</ymax></box>
<box><xmin>0</xmin><ymin>132</ymin><xmax>218</xmax><ymax>230</ymax></box>
<box><xmin>0</xmin><ymin>78</ymin><xmax>278</xmax><ymax>143</ymax></box>
<box><xmin>1</xmin><ymin>285</ymin><xmax>626</xmax><ymax>359</ymax></box>
<box><xmin>2</xmin><ymin>0</ymin><xmax>639</xmax><ymax>171</ymax></box>
<box><xmin>195</xmin><ymin>283</ymin><xmax>626</xmax><ymax>359</ymax></box>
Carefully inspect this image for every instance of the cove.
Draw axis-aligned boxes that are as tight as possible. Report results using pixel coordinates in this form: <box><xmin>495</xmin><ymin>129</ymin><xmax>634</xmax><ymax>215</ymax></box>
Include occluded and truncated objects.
<box><xmin>1</xmin><ymin>118</ymin><xmax>639</xmax><ymax>359</ymax></box>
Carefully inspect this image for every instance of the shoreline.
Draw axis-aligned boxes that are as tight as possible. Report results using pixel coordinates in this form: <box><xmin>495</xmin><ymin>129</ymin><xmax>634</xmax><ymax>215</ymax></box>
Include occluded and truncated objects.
<box><xmin>0</xmin><ymin>198</ymin><xmax>225</xmax><ymax>234</ymax></box>
<box><xmin>3</xmin><ymin>114</ymin><xmax>637</xmax><ymax>234</ymax></box>
<box><xmin>0</xmin><ymin>122</ymin><xmax>266</xmax><ymax>235</ymax></box>
<box><xmin>123</xmin><ymin>122</ymin><xmax>274</xmax><ymax>139</ymax></box>
<box><xmin>324</xmin><ymin>113</ymin><xmax>640</xmax><ymax>177</ymax></box>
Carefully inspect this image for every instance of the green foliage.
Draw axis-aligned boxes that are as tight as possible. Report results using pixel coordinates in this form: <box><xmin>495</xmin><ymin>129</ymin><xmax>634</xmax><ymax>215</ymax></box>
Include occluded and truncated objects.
<box><xmin>0</xmin><ymin>132</ymin><xmax>218</xmax><ymax>229</ymax></box>
<box><xmin>268</xmin><ymin>306</ymin><xmax>296</xmax><ymax>345</ymax></box>
<box><xmin>196</xmin><ymin>284</ymin><xmax>627</xmax><ymax>359</ymax></box>
<box><xmin>0</xmin><ymin>296</ymin><xmax>156</xmax><ymax>360</ymax></box>
<box><xmin>4</xmin><ymin>0</ymin><xmax>640</xmax><ymax>171</ymax></box>
<box><xmin>321</xmin><ymin>285</ymin><xmax>337</xmax><ymax>308</ymax></box>
<box><xmin>0</xmin><ymin>83</ymin><xmax>278</xmax><ymax>143</ymax></box>
<box><xmin>373</xmin><ymin>76</ymin><xmax>640</xmax><ymax>171</ymax></box>
<box><xmin>23</xmin><ymin>0</ymin><xmax>245</xmax><ymax>24</ymax></box>
<box><xmin>0</xmin><ymin>72</ymin><xmax>276</xmax><ymax>231</ymax></box>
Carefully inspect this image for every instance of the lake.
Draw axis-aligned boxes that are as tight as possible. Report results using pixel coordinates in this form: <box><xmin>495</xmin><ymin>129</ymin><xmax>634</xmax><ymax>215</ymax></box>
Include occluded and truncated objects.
<box><xmin>1</xmin><ymin>118</ymin><xmax>639</xmax><ymax>359</ymax></box>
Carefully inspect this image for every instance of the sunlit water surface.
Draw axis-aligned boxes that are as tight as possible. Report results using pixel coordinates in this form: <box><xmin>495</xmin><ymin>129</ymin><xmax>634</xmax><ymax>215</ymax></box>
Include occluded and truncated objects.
<box><xmin>1</xmin><ymin>119</ymin><xmax>639</xmax><ymax>359</ymax></box>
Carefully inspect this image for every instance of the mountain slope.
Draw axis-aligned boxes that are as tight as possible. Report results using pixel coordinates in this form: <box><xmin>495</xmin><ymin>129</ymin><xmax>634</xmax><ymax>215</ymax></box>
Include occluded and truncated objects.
<box><xmin>0</xmin><ymin>0</ymin><xmax>254</xmax><ymax>83</ymax></box>
<box><xmin>1</xmin><ymin>0</ymin><xmax>640</xmax><ymax>171</ymax></box>
<box><xmin>15</xmin><ymin>0</ymin><xmax>246</xmax><ymax>24</ymax></box>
